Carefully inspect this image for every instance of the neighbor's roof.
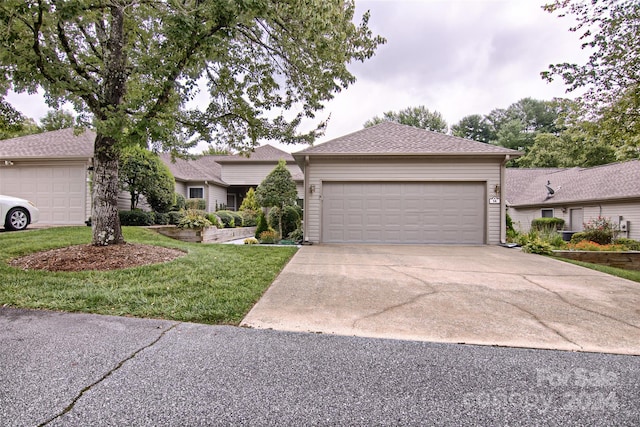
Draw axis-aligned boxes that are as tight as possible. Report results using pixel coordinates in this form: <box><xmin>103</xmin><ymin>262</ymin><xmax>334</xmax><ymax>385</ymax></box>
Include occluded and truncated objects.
<box><xmin>294</xmin><ymin>122</ymin><xmax>521</xmax><ymax>157</ymax></box>
<box><xmin>159</xmin><ymin>154</ymin><xmax>227</xmax><ymax>187</ymax></box>
<box><xmin>505</xmin><ymin>160</ymin><xmax>640</xmax><ymax>207</ymax></box>
<box><xmin>212</xmin><ymin>144</ymin><xmax>295</xmax><ymax>162</ymax></box>
<box><xmin>0</xmin><ymin>128</ymin><xmax>95</xmax><ymax>159</ymax></box>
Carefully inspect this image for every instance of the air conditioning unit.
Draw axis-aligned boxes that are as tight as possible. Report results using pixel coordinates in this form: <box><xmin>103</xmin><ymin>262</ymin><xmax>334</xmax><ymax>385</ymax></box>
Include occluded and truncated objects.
<box><xmin>620</xmin><ymin>221</ymin><xmax>629</xmax><ymax>232</ymax></box>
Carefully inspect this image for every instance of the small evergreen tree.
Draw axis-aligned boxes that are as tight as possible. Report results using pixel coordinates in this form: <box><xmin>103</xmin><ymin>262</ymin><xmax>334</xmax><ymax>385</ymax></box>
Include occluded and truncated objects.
<box><xmin>239</xmin><ymin>187</ymin><xmax>260</xmax><ymax>212</ymax></box>
<box><xmin>119</xmin><ymin>146</ymin><xmax>176</xmax><ymax>212</ymax></box>
<box><xmin>255</xmin><ymin>160</ymin><xmax>297</xmax><ymax>239</ymax></box>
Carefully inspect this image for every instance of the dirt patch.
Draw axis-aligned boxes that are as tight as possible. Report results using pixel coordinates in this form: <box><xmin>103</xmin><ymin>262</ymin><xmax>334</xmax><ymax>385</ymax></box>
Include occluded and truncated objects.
<box><xmin>10</xmin><ymin>243</ymin><xmax>186</xmax><ymax>272</ymax></box>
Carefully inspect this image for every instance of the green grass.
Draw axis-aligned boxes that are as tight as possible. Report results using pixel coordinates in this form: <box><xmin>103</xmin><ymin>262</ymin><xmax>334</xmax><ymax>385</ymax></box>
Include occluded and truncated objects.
<box><xmin>555</xmin><ymin>257</ymin><xmax>640</xmax><ymax>283</ymax></box>
<box><xmin>0</xmin><ymin>226</ymin><xmax>297</xmax><ymax>324</ymax></box>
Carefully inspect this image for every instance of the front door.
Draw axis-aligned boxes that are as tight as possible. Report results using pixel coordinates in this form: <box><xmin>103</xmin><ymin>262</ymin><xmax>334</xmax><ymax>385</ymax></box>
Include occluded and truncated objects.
<box><xmin>570</xmin><ymin>208</ymin><xmax>584</xmax><ymax>231</ymax></box>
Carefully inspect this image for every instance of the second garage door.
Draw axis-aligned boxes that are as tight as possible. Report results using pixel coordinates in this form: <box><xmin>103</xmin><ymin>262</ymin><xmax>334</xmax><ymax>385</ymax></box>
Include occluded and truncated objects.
<box><xmin>0</xmin><ymin>164</ymin><xmax>88</xmax><ymax>224</ymax></box>
<box><xmin>322</xmin><ymin>182</ymin><xmax>485</xmax><ymax>244</ymax></box>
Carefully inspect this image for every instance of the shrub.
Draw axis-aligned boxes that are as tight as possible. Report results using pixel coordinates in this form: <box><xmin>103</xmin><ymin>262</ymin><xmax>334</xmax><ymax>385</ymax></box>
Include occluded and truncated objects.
<box><xmin>177</xmin><ymin>209</ymin><xmax>212</xmax><ymax>229</ymax></box>
<box><xmin>168</xmin><ymin>211</ymin><xmax>184</xmax><ymax>225</ymax></box>
<box><xmin>268</xmin><ymin>205</ymin><xmax>301</xmax><ymax>238</ymax></box>
<box><xmin>173</xmin><ymin>193</ymin><xmax>186</xmax><ymax>211</ymax></box>
<box><xmin>566</xmin><ymin>241</ymin><xmax>628</xmax><ymax>252</ymax></box>
<box><xmin>288</xmin><ymin>227</ymin><xmax>303</xmax><ymax>242</ymax></box>
<box><xmin>230</xmin><ymin>211</ymin><xmax>243</xmax><ymax>227</ymax></box>
<box><xmin>581</xmin><ymin>216</ymin><xmax>618</xmax><ymax>245</ymax></box>
<box><xmin>119</xmin><ymin>210</ymin><xmax>154</xmax><ymax>226</ymax></box>
<box><xmin>531</xmin><ymin>217</ymin><xmax>565</xmax><ymax>231</ymax></box>
<box><xmin>244</xmin><ymin>237</ymin><xmax>259</xmax><ymax>245</ymax></box>
<box><xmin>205</xmin><ymin>213</ymin><xmax>223</xmax><ymax>229</ymax></box>
<box><xmin>240</xmin><ymin>210</ymin><xmax>257</xmax><ymax>227</ymax></box>
<box><xmin>613</xmin><ymin>238</ymin><xmax>640</xmax><ymax>251</ymax></box>
<box><xmin>570</xmin><ymin>231</ymin><xmax>589</xmax><ymax>244</ymax></box>
<box><xmin>215</xmin><ymin>210</ymin><xmax>235</xmax><ymax>228</ymax></box>
<box><xmin>255</xmin><ymin>210</ymin><xmax>269</xmax><ymax>238</ymax></box>
<box><xmin>259</xmin><ymin>229</ymin><xmax>278</xmax><ymax>244</ymax></box>
<box><xmin>185</xmin><ymin>198</ymin><xmax>206</xmax><ymax>210</ymax></box>
<box><xmin>154</xmin><ymin>212</ymin><xmax>170</xmax><ymax>225</ymax></box>
<box><xmin>521</xmin><ymin>238</ymin><xmax>553</xmax><ymax>255</ymax></box>
<box><xmin>239</xmin><ymin>187</ymin><xmax>261</xmax><ymax>212</ymax></box>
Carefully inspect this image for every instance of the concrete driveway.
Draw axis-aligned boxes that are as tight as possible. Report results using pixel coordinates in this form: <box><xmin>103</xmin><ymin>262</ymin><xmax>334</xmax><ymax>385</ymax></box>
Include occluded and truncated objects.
<box><xmin>241</xmin><ymin>245</ymin><xmax>640</xmax><ymax>355</ymax></box>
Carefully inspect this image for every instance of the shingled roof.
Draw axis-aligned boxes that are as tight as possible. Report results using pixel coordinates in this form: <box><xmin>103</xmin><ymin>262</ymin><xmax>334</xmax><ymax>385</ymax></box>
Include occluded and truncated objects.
<box><xmin>506</xmin><ymin>160</ymin><xmax>640</xmax><ymax>207</ymax></box>
<box><xmin>212</xmin><ymin>144</ymin><xmax>295</xmax><ymax>162</ymax></box>
<box><xmin>294</xmin><ymin>121</ymin><xmax>521</xmax><ymax>156</ymax></box>
<box><xmin>158</xmin><ymin>154</ymin><xmax>227</xmax><ymax>186</ymax></box>
<box><xmin>0</xmin><ymin>128</ymin><xmax>95</xmax><ymax>159</ymax></box>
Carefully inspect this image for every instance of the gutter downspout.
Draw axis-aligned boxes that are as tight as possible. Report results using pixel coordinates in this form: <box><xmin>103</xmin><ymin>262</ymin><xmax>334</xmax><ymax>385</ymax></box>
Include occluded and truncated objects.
<box><xmin>500</xmin><ymin>155</ymin><xmax>510</xmax><ymax>244</ymax></box>
<box><xmin>303</xmin><ymin>156</ymin><xmax>310</xmax><ymax>243</ymax></box>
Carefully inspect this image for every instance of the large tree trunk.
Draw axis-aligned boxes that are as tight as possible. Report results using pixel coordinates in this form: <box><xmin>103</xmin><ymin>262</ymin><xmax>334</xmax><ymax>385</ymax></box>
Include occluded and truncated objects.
<box><xmin>91</xmin><ymin>134</ymin><xmax>125</xmax><ymax>246</ymax></box>
<box><xmin>91</xmin><ymin>4</ymin><xmax>127</xmax><ymax>246</ymax></box>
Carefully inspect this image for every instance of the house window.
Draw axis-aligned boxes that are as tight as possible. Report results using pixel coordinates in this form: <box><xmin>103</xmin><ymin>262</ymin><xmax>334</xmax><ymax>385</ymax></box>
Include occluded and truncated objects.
<box><xmin>541</xmin><ymin>208</ymin><xmax>554</xmax><ymax>218</ymax></box>
<box><xmin>188</xmin><ymin>187</ymin><xmax>204</xmax><ymax>199</ymax></box>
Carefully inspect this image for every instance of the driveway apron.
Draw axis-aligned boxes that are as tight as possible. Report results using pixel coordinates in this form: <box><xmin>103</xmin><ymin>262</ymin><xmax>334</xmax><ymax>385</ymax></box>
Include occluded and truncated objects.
<box><xmin>241</xmin><ymin>245</ymin><xmax>640</xmax><ymax>355</ymax></box>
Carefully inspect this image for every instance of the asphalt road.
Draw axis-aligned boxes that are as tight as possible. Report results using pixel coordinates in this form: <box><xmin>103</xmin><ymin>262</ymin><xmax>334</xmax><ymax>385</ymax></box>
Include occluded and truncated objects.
<box><xmin>1</xmin><ymin>307</ymin><xmax>638</xmax><ymax>426</ymax></box>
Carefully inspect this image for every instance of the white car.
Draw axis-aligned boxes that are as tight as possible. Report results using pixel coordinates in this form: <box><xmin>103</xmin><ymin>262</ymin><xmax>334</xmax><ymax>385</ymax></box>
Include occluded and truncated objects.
<box><xmin>1</xmin><ymin>195</ymin><xmax>40</xmax><ymax>231</ymax></box>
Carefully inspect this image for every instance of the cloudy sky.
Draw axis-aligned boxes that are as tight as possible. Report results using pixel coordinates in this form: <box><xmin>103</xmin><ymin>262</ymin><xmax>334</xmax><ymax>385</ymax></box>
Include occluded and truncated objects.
<box><xmin>6</xmin><ymin>0</ymin><xmax>587</xmax><ymax>153</ymax></box>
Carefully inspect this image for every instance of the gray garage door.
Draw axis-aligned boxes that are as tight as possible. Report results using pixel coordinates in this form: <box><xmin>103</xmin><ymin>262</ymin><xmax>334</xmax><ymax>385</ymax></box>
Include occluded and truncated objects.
<box><xmin>322</xmin><ymin>182</ymin><xmax>485</xmax><ymax>244</ymax></box>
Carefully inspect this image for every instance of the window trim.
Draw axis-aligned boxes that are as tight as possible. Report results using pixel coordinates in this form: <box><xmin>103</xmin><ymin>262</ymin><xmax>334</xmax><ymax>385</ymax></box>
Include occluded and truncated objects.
<box><xmin>188</xmin><ymin>186</ymin><xmax>204</xmax><ymax>199</ymax></box>
<box><xmin>541</xmin><ymin>208</ymin><xmax>554</xmax><ymax>218</ymax></box>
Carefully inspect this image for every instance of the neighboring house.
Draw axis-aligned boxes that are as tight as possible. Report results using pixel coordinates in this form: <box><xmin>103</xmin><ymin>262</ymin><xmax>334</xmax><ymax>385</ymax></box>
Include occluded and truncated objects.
<box><xmin>292</xmin><ymin>121</ymin><xmax>520</xmax><ymax>245</ymax></box>
<box><xmin>0</xmin><ymin>129</ymin><xmax>303</xmax><ymax>224</ymax></box>
<box><xmin>162</xmin><ymin>145</ymin><xmax>304</xmax><ymax>212</ymax></box>
<box><xmin>0</xmin><ymin>128</ymin><xmax>93</xmax><ymax>224</ymax></box>
<box><xmin>505</xmin><ymin>160</ymin><xmax>640</xmax><ymax>241</ymax></box>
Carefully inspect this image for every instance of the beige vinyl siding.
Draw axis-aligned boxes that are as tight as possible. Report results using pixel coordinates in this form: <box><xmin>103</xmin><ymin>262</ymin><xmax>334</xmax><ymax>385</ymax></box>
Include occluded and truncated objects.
<box><xmin>220</xmin><ymin>162</ymin><xmax>302</xmax><ymax>186</ymax></box>
<box><xmin>295</xmin><ymin>181</ymin><xmax>304</xmax><ymax>200</ymax></box>
<box><xmin>207</xmin><ymin>184</ymin><xmax>228</xmax><ymax>212</ymax></box>
<box><xmin>305</xmin><ymin>157</ymin><xmax>502</xmax><ymax>244</ymax></box>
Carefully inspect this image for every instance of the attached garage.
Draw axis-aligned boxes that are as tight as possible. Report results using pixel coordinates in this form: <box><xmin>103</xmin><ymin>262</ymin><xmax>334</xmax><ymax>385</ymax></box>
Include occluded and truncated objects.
<box><xmin>0</xmin><ymin>129</ymin><xmax>94</xmax><ymax>225</ymax></box>
<box><xmin>322</xmin><ymin>181</ymin><xmax>485</xmax><ymax>244</ymax></box>
<box><xmin>294</xmin><ymin>122</ymin><xmax>521</xmax><ymax>245</ymax></box>
<box><xmin>0</xmin><ymin>163</ymin><xmax>89</xmax><ymax>224</ymax></box>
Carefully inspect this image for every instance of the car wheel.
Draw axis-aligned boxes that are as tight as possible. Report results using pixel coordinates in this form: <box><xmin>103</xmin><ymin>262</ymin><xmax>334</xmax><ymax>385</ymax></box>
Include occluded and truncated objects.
<box><xmin>6</xmin><ymin>207</ymin><xmax>29</xmax><ymax>231</ymax></box>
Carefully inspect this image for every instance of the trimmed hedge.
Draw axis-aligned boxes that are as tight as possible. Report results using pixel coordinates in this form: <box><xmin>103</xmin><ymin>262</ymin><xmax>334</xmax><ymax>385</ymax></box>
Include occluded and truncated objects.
<box><xmin>215</xmin><ymin>210</ymin><xmax>235</xmax><ymax>228</ymax></box>
<box><xmin>119</xmin><ymin>210</ymin><xmax>154</xmax><ymax>226</ymax></box>
<box><xmin>531</xmin><ymin>217</ymin><xmax>565</xmax><ymax>231</ymax></box>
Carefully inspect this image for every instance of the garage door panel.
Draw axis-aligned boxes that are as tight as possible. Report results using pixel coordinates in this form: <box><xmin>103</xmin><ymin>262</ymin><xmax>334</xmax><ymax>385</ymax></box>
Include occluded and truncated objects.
<box><xmin>0</xmin><ymin>165</ymin><xmax>86</xmax><ymax>224</ymax></box>
<box><xmin>322</xmin><ymin>182</ymin><xmax>485</xmax><ymax>244</ymax></box>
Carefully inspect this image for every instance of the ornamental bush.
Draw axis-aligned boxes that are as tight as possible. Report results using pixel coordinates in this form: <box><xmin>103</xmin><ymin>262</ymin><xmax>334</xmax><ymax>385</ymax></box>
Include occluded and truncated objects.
<box><xmin>215</xmin><ymin>210</ymin><xmax>235</xmax><ymax>228</ymax></box>
<box><xmin>259</xmin><ymin>229</ymin><xmax>278</xmax><ymax>244</ymax></box>
<box><xmin>531</xmin><ymin>217</ymin><xmax>565</xmax><ymax>231</ymax></box>
<box><xmin>268</xmin><ymin>205</ymin><xmax>301</xmax><ymax>238</ymax></box>
<box><xmin>240</xmin><ymin>210</ymin><xmax>257</xmax><ymax>227</ymax></box>
<box><xmin>255</xmin><ymin>210</ymin><xmax>269</xmax><ymax>238</ymax></box>
<box><xmin>119</xmin><ymin>210</ymin><xmax>154</xmax><ymax>226</ymax></box>
<box><xmin>185</xmin><ymin>198</ymin><xmax>206</xmax><ymax>210</ymax></box>
<box><xmin>613</xmin><ymin>238</ymin><xmax>640</xmax><ymax>251</ymax></box>
<box><xmin>581</xmin><ymin>216</ymin><xmax>618</xmax><ymax>245</ymax></box>
<box><xmin>177</xmin><ymin>209</ymin><xmax>212</xmax><ymax>229</ymax></box>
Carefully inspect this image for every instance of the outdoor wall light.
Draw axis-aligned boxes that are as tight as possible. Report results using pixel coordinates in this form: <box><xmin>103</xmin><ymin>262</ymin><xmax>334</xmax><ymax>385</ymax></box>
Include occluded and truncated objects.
<box><xmin>309</xmin><ymin>184</ymin><xmax>316</xmax><ymax>193</ymax></box>
<box><xmin>493</xmin><ymin>184</ymin><xmax>500</xmax><ymax>195</ymax></box>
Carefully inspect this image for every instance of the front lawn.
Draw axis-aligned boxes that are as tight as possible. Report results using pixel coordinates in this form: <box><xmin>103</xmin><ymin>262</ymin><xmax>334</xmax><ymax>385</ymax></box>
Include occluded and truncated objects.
<box><xmin>0</xmin><ymin>227</ymin><xmax>297</xmax><ymax>324</ymax></box>
<box><xmin>555</xmin><ymin>257</ymin><xmax>640</xmax><ymax>284</ymax></box>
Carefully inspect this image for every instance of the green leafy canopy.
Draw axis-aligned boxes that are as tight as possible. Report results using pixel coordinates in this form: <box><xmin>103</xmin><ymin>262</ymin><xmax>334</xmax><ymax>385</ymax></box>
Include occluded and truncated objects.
<box><xmin>0</xmin><ymin>0</ymin><xmax>385</xmax><ymax>152</ymax></box>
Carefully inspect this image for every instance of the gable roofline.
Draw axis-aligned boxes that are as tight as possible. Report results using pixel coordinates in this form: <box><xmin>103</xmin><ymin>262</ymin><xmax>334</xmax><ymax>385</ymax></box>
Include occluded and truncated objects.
<box><xmin>212</xmin><ymin>144</ymin><xmax>296</xmax><ymax>163</ymax></box>
<box><xmin>506</xmin><ymin>160</ymin><xmax>640</xmax><ymax>207</ymax></box>
<box><xmin>294</xmin><ymin>121</ymin><xmax>522</xmax><ymax>158</ymax></box>
<box><xmin>0</xmin><ymin>128</ymin><xmax>95</xmax><ymax>160</ymax></box>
